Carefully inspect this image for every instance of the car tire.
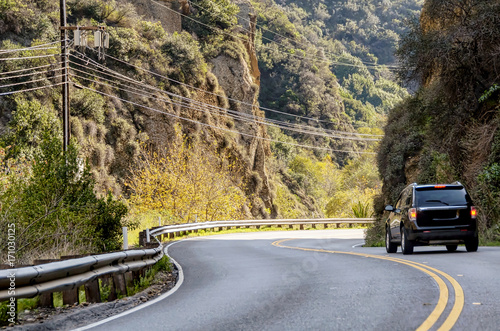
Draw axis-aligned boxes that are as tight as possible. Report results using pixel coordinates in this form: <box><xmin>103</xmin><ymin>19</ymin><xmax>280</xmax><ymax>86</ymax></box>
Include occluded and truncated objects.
<box><xmin>446</xmin><ymin>245</ymin><xmax>458</xmax><ymax>252</ymax></box>
<box><xmin>401</xmin><ymin>227</ymin><xmax>414</xmax><ymax>255</ymax></box>
<box><xmin>386</xmin><ymin>227</ymin><xmax>397</xmax><ymax>253</ymax></box>
<box><xmin>465</xmin><ymin>236</ymin><xmax>479</xmax><ymax>252</ymax></box>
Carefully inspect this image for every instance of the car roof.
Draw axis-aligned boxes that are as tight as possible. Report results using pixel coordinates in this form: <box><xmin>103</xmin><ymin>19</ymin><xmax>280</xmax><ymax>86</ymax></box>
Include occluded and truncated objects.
<box><xmin>409</xmin><ymin>182</ymin><xmax>464</xmax><ymax>190</ymax></box>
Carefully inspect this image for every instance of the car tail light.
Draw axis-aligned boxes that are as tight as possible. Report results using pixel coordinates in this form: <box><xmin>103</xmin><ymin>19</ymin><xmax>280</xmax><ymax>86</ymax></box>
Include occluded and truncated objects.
<box><xmin>409</xmin><ymin>208</ymin><xmax>417</xmax><ymax>221</ymax></box>
<box><xmin>471</xmin><ymin>206</ymin><xmax>477</xmax><ymax>219</ymax></box>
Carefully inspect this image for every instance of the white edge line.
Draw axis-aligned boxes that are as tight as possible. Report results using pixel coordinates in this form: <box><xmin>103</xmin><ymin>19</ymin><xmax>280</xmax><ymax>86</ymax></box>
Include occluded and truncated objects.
<box><xmin>352</xmin><ymin>242</ymin><xmax>365</xmax><ymax>248</ymax></box>
<box><xmin>71</xmin><ymin>240</ymin><xmax>186</xmax><ymax>331</ymax></box>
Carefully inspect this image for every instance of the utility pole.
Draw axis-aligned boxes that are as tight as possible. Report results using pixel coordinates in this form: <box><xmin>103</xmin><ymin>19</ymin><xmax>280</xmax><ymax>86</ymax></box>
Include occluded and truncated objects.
<box><xmin>59</xmin><ymin>0</ymin><xmax>108</xmax><ymax>152</ymax></box>
<box><xmin>60</xmin><ymin>0</ymin><xmax>69</xmax><ymax>152</ymax></box>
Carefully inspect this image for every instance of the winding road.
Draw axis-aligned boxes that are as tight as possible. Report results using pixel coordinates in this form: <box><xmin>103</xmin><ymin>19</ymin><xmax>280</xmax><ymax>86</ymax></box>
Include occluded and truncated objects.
<box><xmin>77</xmin><ymin>229</ymin><xmax>500</xmax><ymax>330</ymax></box>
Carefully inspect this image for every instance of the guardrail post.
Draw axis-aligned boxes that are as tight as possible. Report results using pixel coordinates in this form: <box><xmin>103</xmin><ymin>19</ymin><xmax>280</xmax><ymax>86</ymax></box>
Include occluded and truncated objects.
<box><xmin>146</xmin><ymin>228</ymin><xmax>150</xmax><ymax>243</ymax></box>
<box><xmin>102</xmin><ymin>275</ymin><xmax>117</xmax><ymax>301</ymax></box>
<box><xmin>84</xmin><ymin>279</ymin><xmax>101</xmax><ymax>303</ymax></box>
<box><xmin>300</xmin><ymin>224</ymin><xmax>304</xmax><ymax>230</ymax></box>
<box><xmin>123</xmin><ymin>226</ymin><xmax>128</xmax><ymax>250</ymax></box>
<box><xmin>113</xmin><ymin>274</ymin><xmax>127</xmax><ymax>297</ymax></box>
<box><xmin>39</xmin><ymin>292</ymin><xmax>53</xmax><ymax>307</ymax></box>
<box><xmin>62</xmin><ymin>288</ymin><xmax>79</xmax><ymax>305</ymax></box>
<box><xmin>323</xmin><ymin>223</ymin><xmax>328</xmax><ymax>229</ymax></box>
<box><xmin>312</xmin><ymin>223</ymin><xmax>316</xmax><ymax>229</ymax></box>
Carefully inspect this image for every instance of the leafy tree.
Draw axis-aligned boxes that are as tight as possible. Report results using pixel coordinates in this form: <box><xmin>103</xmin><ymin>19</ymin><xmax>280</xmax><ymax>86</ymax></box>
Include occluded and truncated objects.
<box><xmin>0</xmin><ymin>136</ymin><xmax>128</xmax><ymax>263</ymax></box>
<box><xmin>127</xmin><ymin>131</ymin><xmax>248</xmax><ymax>223</ymax></box>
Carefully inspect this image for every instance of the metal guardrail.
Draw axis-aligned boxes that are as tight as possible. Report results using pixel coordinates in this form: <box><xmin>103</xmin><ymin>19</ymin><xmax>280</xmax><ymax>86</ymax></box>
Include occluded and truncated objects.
<box><xmin>145</xmin><ymin>218</ymin><xmax>375</xmax><ymax>243</ymax></box>
<box><xmin>1</xmin><ymin>218</ymin><xmax>374</xmax><ymax>302</ymax></box>
<box><xmin>0</xmin><ymin>245</ymin><xmax>163</xmax><ymax>301</ymax></box>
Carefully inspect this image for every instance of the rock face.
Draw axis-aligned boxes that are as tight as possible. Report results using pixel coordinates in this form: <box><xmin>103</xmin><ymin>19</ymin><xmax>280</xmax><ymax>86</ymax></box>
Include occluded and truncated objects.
<box><xmin>126</xmin><ymin>0</ymin><xmax>276</xmax><ymax>218</ymax></box>
<box><xmin>126</xmin><ymin>0</ymin><xmax>182</xmax><ymax>33</ymax></box>
<box><xmin>209</xmin><ymin>0</ymin><xmax>276</xmax><ymax>218</ymax></box>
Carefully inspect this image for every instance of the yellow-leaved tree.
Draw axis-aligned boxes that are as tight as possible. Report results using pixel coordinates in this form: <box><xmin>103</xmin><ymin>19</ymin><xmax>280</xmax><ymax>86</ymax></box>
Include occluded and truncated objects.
<box><xmin>126</xmin><ymin>133</ymin><xmax>248</xmax><ymax>224</ymax></box>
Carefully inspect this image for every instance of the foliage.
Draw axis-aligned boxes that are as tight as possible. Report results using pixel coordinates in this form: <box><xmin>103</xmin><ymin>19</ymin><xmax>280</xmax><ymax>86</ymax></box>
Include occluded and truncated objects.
<box><xmin>71</xmin><ymin>88</ymin><xmax>106</xmax><ymax>124</ymax></box>
<box><xmin>324</xmin><ymin>154</ymin><xmax>380</xmax><ymax>218</ymax></box>
<box><xmin>373</xmin><ymin>0</ymin><xmax>500</xmax><ymax>244</ymax></box>
<box><xmin>0</xmin><ymin>136</ymin><xmax>128</xmax><ymax>263</ymax></box>
<box><xmin>1</xmin><ymin>97</ymin><xmax>61</xmax><ymax>159</ymax></box>
<box><xmin>253</xmin><ymin>0</ymin><xmax>410</xmax><ymax>164</ymax></box>
<box><xmin>182</xmin><ymin>0</ymin><xmax>240</xmax><ymax>39</ymax></box>
<box><xmin>161</xmin><ymin>31</ymin><xmax>208</xmax><ymax>85</ymax></box>
<box><xmin>127</xmin><ymin>131</ymin><xmax>248</xmax><ymax>223</ymax></box>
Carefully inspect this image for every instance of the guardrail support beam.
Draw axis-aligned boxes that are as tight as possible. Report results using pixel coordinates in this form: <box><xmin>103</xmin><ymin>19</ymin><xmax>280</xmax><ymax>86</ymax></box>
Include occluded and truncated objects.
<box><xmin>63</xmin><ymin>288</ymin><xmax>79</xmax><ymax>305</ymax></box>
<box><xmin>40</xmin><ymin>292</ymin><xmax>53</xmax><ymax>307</ymax></box>
<box><xmin>113</xmin><ymin>274</ymin><xmax>127</xmax><ymax>297</ymax></box>
<box><xmin>85</xmin><ymin>279</ymin><xmax>101</xmax><ymax>303</ymax></box>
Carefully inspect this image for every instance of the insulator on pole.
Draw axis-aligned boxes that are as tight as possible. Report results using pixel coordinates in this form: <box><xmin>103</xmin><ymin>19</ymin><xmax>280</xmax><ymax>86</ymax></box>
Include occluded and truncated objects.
<box><xmin>94</xmin><ymin>30</ymin><xmax>102</xmax><ymax>47</ymax></box>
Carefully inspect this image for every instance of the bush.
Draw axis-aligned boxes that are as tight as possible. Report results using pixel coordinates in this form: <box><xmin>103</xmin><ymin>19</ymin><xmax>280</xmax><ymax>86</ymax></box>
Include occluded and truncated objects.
<box><xmin>0</xmin><ymin>135</ymin><xmax>128</xmax><ymax>262</ymax></box>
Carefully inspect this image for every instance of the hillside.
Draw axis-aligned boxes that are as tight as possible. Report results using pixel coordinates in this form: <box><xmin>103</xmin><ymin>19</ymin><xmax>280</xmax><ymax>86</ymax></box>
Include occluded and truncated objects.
<box><xmin>367</xmin><ymin>0</ymin><xmax>500</xmax><ymax>244</ymax></box>
<box><xmin>0</xmin><ymin>0</ymin><xmax>420</xmax><ymax>260</ymax></box>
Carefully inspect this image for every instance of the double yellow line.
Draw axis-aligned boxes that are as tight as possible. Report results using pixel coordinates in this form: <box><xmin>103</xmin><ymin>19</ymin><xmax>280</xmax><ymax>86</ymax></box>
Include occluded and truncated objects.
<box><xmin>272</xmin><ymin>239</ymin><xmax>464</xmax><ymax>331</ymax></box>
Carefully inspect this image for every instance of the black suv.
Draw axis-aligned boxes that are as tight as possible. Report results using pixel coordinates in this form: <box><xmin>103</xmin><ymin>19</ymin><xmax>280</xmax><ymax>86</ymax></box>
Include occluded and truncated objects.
<box><xmin>385</xmin><ymin>182</ymin><xmax>478</xmax><ymax>254</ymax></box>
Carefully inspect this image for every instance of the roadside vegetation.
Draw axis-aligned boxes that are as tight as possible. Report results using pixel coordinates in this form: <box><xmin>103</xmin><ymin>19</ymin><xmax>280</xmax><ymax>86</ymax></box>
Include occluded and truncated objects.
<box><xmin>0</xmin><ymin>0</ymin><xmax>423</xmax><ymax>264</ymax></box>
<box><xmin>367</xmin><ymin>0</ymin><xmax>500</xmax><ymax>245</ymax></box>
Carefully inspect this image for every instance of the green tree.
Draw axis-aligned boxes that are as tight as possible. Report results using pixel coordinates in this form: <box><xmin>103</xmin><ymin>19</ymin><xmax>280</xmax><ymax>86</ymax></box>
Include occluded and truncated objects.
<box><xmin>0</xmin><ymin>136</ymin><xmax>128</xmax><ymax>263</ymax></box>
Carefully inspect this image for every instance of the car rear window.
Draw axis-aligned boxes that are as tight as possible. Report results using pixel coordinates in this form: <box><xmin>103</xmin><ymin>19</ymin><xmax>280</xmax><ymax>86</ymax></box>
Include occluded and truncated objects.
<box><xmin>415</xmin><ymin>187</ymin><xmax>469</xmax><ymax>207</ymax></box>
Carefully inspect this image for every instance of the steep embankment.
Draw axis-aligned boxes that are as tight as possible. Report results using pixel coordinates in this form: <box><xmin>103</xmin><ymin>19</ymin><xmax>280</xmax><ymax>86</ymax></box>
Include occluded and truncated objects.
<box><xmin>368</xmin><ymin>0</ymin><xmax>500</xmax><ymax>244</ymax></box>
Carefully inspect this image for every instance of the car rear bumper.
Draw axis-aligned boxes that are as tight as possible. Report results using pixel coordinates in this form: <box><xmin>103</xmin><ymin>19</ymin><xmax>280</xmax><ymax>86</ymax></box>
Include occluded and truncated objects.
<box><xmin>408</xmin><ymin>227</ymin><xmax>477</xmax><ymax>244</ymax></box>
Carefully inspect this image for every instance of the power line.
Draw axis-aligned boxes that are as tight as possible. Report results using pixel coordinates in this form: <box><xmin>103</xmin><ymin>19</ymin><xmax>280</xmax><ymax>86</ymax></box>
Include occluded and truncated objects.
<box><xmin>0</xmin><ymin>67</ymin><xmax>63</xmax><ymax>81</ymax></box>
<box><xmin>0</xmin><ymin>40</ymin><xmax>62</xmax><ymax>54</ymax></box>
<box><xmin>150</xmin><ymin>0</ymin><xmax>396</xmax><ymax>72</ymax></box>
<box><xmin>69</xmin><ymin>68</ymin><xmax>380</xmax><ymax>142</ymax></box>
<box><xmin>0</xmin><ymin>61</ymin><xmax>64</xmax><ymax>76</ymax></box>
<box><xmin>69</xmin><ymin>53</ymin><xmax>381</xmax><ymax>141</ymax></box>
<box><xmin>0</xmin><ymin>82</ymin><xmax>64</xmax><ymax>96</ymax></box>
<box><xmin>0</xmin><ymin>54</ymin><xmax>61</xmax><ymax>61</ymax></box>
<box><xmin>0</xmin><ymin>73</ymin><xmax>65</xmax><ymax>89</ymax></box>
<box><xmin>73</xmin><ymin>82</ymin><xmax>375</xmax><ymax>155</ymax></box>
<box><xmin>189</xmin><ymin>0</ymin><xmax>399</xmax><ymax>70</ymax></box>
<box><xmin>75</xmin><ymin>48</ymin><xmax>382</xmax><ymax>138</ymax></box>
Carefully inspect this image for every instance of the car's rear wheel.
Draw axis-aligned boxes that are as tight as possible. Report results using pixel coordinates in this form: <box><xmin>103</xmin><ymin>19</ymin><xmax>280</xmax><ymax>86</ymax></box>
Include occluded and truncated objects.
<box><xmin>386</xmin><ymin>227</ymin><xmax>397</xmax><ymax>253</ymax></box>
<box><xmin>401</xmin><ymin>227</ymin><xmax>414</xmax><ymax>255</ymax></box>
<box><xmin>465</xmin><ymin>236</ymin><xmax>479</xmax><ymax>252</ymax></box>
<box><xmin>446</xmin><ymin>245</ymin><xmax>458</xmax><ymax>252</ymax></box>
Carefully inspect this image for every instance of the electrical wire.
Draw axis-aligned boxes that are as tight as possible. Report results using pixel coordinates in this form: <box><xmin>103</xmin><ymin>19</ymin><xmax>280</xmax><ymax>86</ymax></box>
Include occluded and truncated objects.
<box><xmin>0</xmin><ymin>54</ymin><xmax>61</xmax><ymax>61</ymax></box>
<box><xmin>0</xmin><ymin>74</ymin><xmax>65</xmax><ymax>89</ymax></box>
<box><xmin>72</xmin><ymin>81</ymin><xmax>376</xmax><ymax>155</ymax></box>
<box><xmin>0</xmin><ymin>67</ymin><xmax>63</xmax><ymax>81</ymax></box>
<box><xmin>73</xmin><ymin>49</ymin><xmax>383</xmax><ymax>138</ymax></box>
<box><xmin>69</xmin><ymin>54</ymin><xmax>381</xmax><ymax>141</ymax></box>
<box><xmin>69</xmin><ymin>69</ymin><xmax>380</xmax><ymax>142</ymax></box>
<box><xmin>0</xmin><ymin>40</ymin><xmax>63</xmax><ymax>54</ymax></box>
<box><xmin>150</xmin><ymin>0</ymin><xmax>395</xmax><ymax>71</ymax></box>
<box><xmin>0</xmin><ymin>82</ymin><xmax>64</xmax><ymax>96</ymax></box>
<box><xmin>0</xmin><ymin>61</ymin><xmax>64</xmax><ymax>76</ymax></box>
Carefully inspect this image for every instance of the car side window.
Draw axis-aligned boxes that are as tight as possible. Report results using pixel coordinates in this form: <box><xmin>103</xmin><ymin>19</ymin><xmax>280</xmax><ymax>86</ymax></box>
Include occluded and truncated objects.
<box><xmin>395</xmin><ymin>193</ymin><xmax>404</xmax><ymax>210</ymax></box>
<box><xmin>405</xmin><ymin>192</ymin><xmax>413</xmax><ymax>208</ymax></box>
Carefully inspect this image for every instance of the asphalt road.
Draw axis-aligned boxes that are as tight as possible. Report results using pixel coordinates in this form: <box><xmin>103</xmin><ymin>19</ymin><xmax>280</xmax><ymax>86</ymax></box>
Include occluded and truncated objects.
<box><xmin>77</xmin><ymin>229</ymin><xmax>500</xmax><ymax>331</ymax></box>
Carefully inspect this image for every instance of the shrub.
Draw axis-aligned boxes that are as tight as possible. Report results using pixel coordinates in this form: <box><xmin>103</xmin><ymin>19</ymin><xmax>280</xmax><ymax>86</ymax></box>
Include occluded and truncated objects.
<box><xmin>0</xmin><ymin>136</ymin><xmax>129</xmax><ymax>262</ymax></box>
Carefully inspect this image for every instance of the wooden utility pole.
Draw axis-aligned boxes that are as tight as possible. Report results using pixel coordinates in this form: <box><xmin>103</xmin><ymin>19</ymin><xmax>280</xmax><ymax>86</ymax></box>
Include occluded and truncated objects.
<box><xmin>60</xmin><ymin>0</ymin><xmax>69</xmax><ymax>151</ymax></box>
<box><xmin>59</xmin><ymin>1</ymin><xmax>107</xmax><ymax>152</ymax></box>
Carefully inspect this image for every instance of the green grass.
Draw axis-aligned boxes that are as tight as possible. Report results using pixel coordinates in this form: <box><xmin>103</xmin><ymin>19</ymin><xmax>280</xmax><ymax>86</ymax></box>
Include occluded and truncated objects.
<box><xmin>129</xmin><ymin>256</ymin><xmax>172</xmax><ymax>296</ymax></box>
